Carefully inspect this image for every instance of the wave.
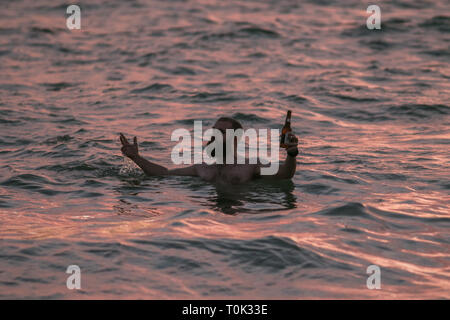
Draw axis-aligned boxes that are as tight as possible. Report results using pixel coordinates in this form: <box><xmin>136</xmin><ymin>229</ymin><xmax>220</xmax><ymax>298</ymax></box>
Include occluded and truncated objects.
<box><xmin>387</xmin><ymin>104</ymin><xmax>449</xmax><ymax>119</ymax></box>
<box><xmin>419</xmin><ymin>16</ymin><xmax>450</xmax><ymax>32</ymax></box>
<box><xmin>130</xmin><ymin>83</ymin><xmax>174</xmax><ymax>94</ymax></box>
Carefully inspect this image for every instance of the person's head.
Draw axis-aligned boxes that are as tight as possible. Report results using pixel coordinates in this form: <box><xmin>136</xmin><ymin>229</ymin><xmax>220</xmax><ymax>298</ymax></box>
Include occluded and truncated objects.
<box><xmin>207</xmin><ymin>117</ymin><xmax>243</xmax><ymax>160</ymax></box>
<box><xmin>213</xmin><ymin>117</ymin><xmax>243</xmax><ymax>134</ymax></box>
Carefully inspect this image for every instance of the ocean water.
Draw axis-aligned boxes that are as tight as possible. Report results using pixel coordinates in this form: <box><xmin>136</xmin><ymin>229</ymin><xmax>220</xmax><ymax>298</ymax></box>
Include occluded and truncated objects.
<box><xmin>0</xmin><ymin>0</ymin><xmax>449</xmax><ymax>299</ymax></box>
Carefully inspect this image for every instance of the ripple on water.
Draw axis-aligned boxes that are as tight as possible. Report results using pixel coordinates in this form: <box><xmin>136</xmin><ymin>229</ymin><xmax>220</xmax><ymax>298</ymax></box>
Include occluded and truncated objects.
<box><xmin>129</xmin><ymin>235</ymin><xmax>355</xmax><ymax>275</ymax></box>
<box><xmin>419</xmin><ymin>16</ymin><xmax>450</xmax><ymax>32</ymax></box>
<box><xmin>387</xmin><ymin>104</ymin><xmax>450</xmax><ymax>119</ymax></box>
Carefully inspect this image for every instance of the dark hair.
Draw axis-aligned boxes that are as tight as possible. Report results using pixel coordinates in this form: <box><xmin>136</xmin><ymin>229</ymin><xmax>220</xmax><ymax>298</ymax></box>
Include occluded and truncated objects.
<box><xmin>216</xmin><ymin>117</ymin><xmax>243</xmax><ymax>130</ymax></box>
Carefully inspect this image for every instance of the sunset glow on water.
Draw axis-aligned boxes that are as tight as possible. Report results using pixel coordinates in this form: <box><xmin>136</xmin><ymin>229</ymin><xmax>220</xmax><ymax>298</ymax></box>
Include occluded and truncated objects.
<box><xmin>0</xmin><ymin>0</ymin><xmax>449</xmax><ymax>299</ymax></box>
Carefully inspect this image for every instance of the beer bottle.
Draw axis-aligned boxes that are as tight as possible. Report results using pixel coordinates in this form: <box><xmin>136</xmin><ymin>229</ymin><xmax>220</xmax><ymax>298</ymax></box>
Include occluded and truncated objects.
<box><xmin>280</xmin><ymin>110</ymin><xmax>292</xmax><ymax>149</ymax></box>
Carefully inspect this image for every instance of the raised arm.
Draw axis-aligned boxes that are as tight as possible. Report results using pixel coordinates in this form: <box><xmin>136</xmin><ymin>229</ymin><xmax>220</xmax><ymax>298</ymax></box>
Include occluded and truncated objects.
<box><xmin>256</xmin><ymin>133</ymin><xmax>298</xmax><ymax>180</ymax></box>
<box><xmin>119</xmin><ymin>133</ymin><xmax>198</xmax><ymax>177</ymax></box>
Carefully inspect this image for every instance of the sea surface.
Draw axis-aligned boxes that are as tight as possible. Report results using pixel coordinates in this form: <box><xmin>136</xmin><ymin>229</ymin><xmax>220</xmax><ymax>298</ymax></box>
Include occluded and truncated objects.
<box><xmin>0</xmin><ymin>0</ymin><xmax>449</xmax><ymax>299</ymax></box>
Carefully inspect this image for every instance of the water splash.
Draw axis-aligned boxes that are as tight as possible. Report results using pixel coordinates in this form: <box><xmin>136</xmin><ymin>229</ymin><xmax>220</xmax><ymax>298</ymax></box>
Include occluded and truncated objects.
<box><xmin>119</xmin><ymin>156</ymin><xmax>142</xmax><ymax>177</ymax></box>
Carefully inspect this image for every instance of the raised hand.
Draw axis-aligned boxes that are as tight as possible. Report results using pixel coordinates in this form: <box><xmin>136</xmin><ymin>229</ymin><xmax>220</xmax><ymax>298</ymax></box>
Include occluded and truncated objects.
<box><xmin>120</xmin><ymin>133</ymin><xmax>139</xmax><ymax>160</ymax></box>
<box><xmin>286</xmin><ymin>133</ymin><xmax>299</xmax><ymax>157</ymax></box>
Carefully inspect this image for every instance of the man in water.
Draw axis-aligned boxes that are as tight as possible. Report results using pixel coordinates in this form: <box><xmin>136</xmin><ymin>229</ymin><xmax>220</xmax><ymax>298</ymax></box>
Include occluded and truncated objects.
<box><xmin>119</xmin><ymin>117</ymin><xmax>298</xmax><ymax>184</ymax></box>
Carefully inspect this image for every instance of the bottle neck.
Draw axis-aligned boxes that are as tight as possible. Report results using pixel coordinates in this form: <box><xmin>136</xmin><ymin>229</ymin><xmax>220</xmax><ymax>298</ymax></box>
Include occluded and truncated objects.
<box><xmin>285</xmin><ymin>118</ymin><xmax>291</xmax><ymax>127</ymax></box>
<box><xmin>285</xmin><ymin>111</ymin><xmax>291</xmax><ymax>125</ymax></box>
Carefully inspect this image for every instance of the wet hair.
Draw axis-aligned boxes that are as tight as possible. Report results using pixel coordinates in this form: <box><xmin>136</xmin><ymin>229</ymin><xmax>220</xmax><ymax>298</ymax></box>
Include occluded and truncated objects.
<box><xmin>216</xmin><ymin>117</ymin><xmax>243</xmax><ymax>130</ymax></box>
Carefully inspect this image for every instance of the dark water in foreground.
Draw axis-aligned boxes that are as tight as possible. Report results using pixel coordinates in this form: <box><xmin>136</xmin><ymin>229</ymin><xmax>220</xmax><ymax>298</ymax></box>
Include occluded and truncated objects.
<box><xmin>0</xmin><ymin>0</ymin><xmax>449</xmax><ymax>298</ymax></box>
